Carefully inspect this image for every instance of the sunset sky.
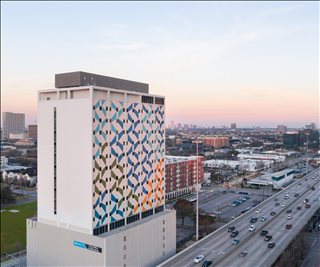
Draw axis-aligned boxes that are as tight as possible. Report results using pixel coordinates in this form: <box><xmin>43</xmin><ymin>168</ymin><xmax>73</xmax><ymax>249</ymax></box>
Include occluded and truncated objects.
<box><xmin>1</xmin><ymin>1</ymin><xmax>319</xmax><ymax>128</ymax></box>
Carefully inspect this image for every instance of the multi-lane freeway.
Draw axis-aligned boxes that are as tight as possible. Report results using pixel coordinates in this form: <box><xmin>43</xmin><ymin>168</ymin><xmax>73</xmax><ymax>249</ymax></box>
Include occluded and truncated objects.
<box><xmin>158</xmin><ymin>168</ymin><xmax>320</xmax><ymax>267</ymax></box>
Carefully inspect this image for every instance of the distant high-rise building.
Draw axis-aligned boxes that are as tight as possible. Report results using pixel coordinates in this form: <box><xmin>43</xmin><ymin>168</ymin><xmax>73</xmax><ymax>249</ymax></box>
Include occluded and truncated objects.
<box><xmin>298</xmin><ymin>129</ymin><xmax>319</xmax><ymax>149</ymax></box>
<box><xmin>27</xmin><ymin>71</ymin><xmax>176</xmax><ymax>266</ymax></box>
<box><xmin>28</xmin><ymin>125</ymin><xmax>38</xmax><ymax>140</ymax></box>
<box><xmin>2</xmin><ymin>112</ymin><xmax>25</xmax><ymax>139</ymax></box>
<box><xmin>231</xmin><ymin>123</ymin><xmax>236</xmax><ymax>129</ymax></box>
<box><xmin>305</xmin><ymin>122</ymin><xmax>317</xmax><ymax>131</ymax></box>
<box><xmin>277</xmin><ymin>125</ymin><xmax>287</xmax><ymax>132</ymax></box>
<box><xmin>283</xmin><ymin>132</ymin><xmax>299</xmax><ymax>149</ymax></box>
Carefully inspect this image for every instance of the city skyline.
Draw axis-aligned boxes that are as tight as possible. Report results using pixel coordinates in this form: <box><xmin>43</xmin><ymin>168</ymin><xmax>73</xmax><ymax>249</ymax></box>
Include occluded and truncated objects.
<box><xmin>1</xmin><ymin>1</ymin><xmax>319</xmax><ymax>128</ymax></box>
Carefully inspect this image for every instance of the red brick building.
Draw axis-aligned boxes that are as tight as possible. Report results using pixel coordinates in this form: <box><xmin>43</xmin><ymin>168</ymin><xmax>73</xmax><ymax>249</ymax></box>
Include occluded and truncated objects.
<box><xmin>165</xmin><ymin>156</ymin><xmax>204</xmax><ymax>200</ymax></box>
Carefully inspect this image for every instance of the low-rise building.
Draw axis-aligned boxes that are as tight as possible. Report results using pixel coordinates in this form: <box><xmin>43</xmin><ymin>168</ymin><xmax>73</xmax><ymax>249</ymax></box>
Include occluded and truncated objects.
<box><xmin>165</xmin><ymin>156</ymin><xmax>204</xmax><ymax>200</ymax></box>
<box><xmin>247</xmin><ymin>169</ymin><xmax>295</xmax><ymax>189</ymax></box>
<box><xmin>237</xmin><ymin>153</ymin><xmax>285</xmax><ymax>162</ymax></box>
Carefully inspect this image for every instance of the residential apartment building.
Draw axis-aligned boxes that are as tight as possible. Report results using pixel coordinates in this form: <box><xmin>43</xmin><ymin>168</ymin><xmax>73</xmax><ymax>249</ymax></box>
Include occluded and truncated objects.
<box><xmin>27</xmin><ymin>72</ymin><xmax>176</xmax><ymax>267</ymax></box>
<box><xmin>165</xmin><ymin>156</ymin><xmax>204</xmax><ymax>200</ymax></box>
<box><xmin>203</xmin><ymin>136</ymin><xmax>230</xmax><ymax>148</ymax></box>
<box><xmin>2</xmin><ymin>112</ymin><xmax>25</xmax><ymax>139</ymax></box>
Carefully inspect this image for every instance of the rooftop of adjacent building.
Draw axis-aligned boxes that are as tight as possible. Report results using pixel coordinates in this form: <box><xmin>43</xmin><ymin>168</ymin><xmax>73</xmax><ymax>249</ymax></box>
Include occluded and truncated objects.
<box><xmin>165</xmin><ymin>155</ymin><xmax>202</xmax><ymax>164</ymax></box>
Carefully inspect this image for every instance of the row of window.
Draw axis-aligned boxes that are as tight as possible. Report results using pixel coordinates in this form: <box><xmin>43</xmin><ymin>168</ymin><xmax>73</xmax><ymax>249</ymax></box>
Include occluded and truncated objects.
<box><xmin>93</xmin><ymin>102</ymin><xmax>164</xmax><ymax>112</ymax></box>
<box><xmin>93</xmin><ymin>207</ymin><xmax>165</xmax><ymax>236</ymax></box>
<box><xmin>53</xmin><ymin>107</ymin><xmax>57</xmax><ymax>215</ymax></box>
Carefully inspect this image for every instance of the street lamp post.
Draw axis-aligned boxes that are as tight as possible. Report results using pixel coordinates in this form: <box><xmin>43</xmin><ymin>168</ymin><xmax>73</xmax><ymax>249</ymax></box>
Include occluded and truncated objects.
<box><xmin>196</xmin><ymin>138</ymin><xmax>199</xmax><ymax>241</ymax></box>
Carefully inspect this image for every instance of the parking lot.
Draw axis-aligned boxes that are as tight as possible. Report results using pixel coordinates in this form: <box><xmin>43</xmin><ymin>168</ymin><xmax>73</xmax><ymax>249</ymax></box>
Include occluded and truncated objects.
<box><xmin>198</xmin><ymin>188</ymin><xmax>275</xmax><ymax>222</ymax></box>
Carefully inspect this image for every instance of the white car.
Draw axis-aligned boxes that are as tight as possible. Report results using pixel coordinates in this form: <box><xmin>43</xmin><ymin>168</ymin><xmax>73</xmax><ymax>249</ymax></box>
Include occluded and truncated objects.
<box><xmin>255</xmin><ymin>209</ymin><xmax>261</xmax><ymax>213</ymax></box>
<box><xmin>193</xmin><ymin>255</ymin><xmax>204</xmax><ymax>263</ymax></box>
<box><xmin>287</xmin><ymin>215</ymin><xmax>292</xmax><ymax>220</ymax></box>
<box><xmin>249</xmin><ymin>225</ymin><xmax>255</xmax><ymax>232</ymax></box>
<box><xmin>281</xmin><ymin>203</ymin><xmax>286</xmax><ymax>207</ymax></box>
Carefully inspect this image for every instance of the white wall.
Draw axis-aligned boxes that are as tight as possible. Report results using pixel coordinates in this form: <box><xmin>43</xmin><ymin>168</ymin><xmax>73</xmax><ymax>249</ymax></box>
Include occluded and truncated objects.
<box><xmin>38</xmin><ymin>97</ymin><xmax>93</xmax><ymax>234</ymax></box>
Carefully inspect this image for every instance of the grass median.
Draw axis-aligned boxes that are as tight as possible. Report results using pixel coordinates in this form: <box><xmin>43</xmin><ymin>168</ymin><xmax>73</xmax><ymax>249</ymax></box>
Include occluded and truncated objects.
<box><xmin>1</xmin><ymin>201</ymin><xmax>37</xmax><ymax>255</ymax></box>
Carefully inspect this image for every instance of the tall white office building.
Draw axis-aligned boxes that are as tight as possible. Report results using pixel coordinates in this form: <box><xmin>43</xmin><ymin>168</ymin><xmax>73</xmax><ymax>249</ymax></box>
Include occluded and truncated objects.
<box><xmin>27</xmin><ymin>72</ymin><xmax>176</xmax><ymax>266</ymax></box>
<box><xmin>2</xmin><ymin>112</ymin><xmax>25</xmax><ymax>138</ymax></box>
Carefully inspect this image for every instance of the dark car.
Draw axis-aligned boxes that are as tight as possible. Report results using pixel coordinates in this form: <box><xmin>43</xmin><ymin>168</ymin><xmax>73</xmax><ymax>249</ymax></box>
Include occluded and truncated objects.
<box><xmin>250</xmin><ymin>217</ymin><xmax>258</xmax><ymax>223</ymax></box>
<box><xmin>268</xmin><ymin>242</ymin><xmax>275</xmax><ymax>248</ymax></box>
<box><xmin>264</xmin><ymin>235</ymin><xmax>272</xmax><ymax>241</ymax></box>
<box><xmin>311</xmin><ymin>186</ymin><xmax>315</xmax><ymax>190</ymax></box>
<box><xmin>270</xmin><ymin>211</ymin><xmax>276</xmax><ymax>216</ymax></box>
<box><xmin>231</xmin><ymin>231</ymin><xmax>239</xmax><ymax>237</ymax></box>
<box><xmin>274</xmin><ymin>198</ymin><xmax>279</xmax><ymax>201</ymax></box>
<box><xmin>294</xmin><ymin>193</ymin><xmax>299</xmax><ymax>197</ymax></box>
<box><xmin>286</xmin><ymin>224</ymin><xmax>292</xmax><ymax>229</ymax></box>
<box><xmin>260</xmin><ymin>230</ymin><xmax>268</xmax><ymax>236</ymax></box>
<box><xmin>239</xmin><ymin>251</ymin><xmax>248</xmax><ymax>258</ymax></box>
<box><xmin>297</xmin><ymin>206</ymin><xmax>302</xmax><ymax>210</ymax></box>
<box><xmin>275</xmin><ymin>202</ymin><xmax>280</xmax><ymax>206</ymax></box>
<box><xmin>286</xmin><ymin>209</ymin><xmax>292</xmax><ymax>213</ymax></box>
<box><xmin>202</xmin><ymin>261</ymin><xmax>212</xmax><ymax>267</ymax></box>
<box><xmin>227</xmin><ymin>226</ymin><xmax>235</xmax><ymax>232</ymax></box>
<box><xmin>305</xmin><ymin>203</ymin><xmax>311</xmax><ymax>208</ymax></box>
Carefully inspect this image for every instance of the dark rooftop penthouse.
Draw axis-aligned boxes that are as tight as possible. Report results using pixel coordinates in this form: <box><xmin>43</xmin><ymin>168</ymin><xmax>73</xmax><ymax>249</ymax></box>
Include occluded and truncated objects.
<box><xmin>55</xmin><ymin>71</ymin><xmax>149</xmax><ymax>93</ymax></box>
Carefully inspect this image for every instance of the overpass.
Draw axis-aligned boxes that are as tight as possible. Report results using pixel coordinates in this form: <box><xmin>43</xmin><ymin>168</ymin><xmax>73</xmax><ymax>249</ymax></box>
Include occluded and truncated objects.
<box><xmin>158</xmin><ymin>168</ymin><xmax>320</xmax><ymax>267</ymax></box>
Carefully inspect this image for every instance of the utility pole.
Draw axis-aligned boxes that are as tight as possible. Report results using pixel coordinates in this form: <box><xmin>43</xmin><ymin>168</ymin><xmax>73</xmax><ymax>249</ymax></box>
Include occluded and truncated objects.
<box><xmin>196</xmin><ymin>138</ymin><xmax>199</xmax><ymax>241</ymax></box>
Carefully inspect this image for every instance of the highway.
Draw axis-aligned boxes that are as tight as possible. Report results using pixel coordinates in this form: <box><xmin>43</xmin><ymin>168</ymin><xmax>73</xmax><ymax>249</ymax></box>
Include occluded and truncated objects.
<box><xmin>158</xmin><ymin>168</ymin><xmax>320</xmax><ymax>267</ymax></box>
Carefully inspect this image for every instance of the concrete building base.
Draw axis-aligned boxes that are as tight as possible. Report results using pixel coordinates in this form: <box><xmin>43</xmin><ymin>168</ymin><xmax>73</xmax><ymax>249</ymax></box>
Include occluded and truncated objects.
<box><xmin>27</xmin><ymin>210</ymin><xmax>176</xmax><ymax>267</ymax></box>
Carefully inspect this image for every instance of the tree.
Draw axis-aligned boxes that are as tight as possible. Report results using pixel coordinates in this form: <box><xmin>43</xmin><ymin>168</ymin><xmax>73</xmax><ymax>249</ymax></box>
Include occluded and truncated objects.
<box><xmin>1</xmin><ymin>184</ymin><xmax>16</xmax><ymax>204</ymax></box>
<box><xmin>174</xmin><ymin>199</ymin><xmax>194</xmax><ymax>226</ymax></box>
<box><xmin>199</xmin><ymin>211</ymin><xmax>216</xmax><ymax>233</ymax></box>
<box><xmin>210</xmin><ymin>172</ymin><xmax>223</xmax><ymax>184</ymax></box>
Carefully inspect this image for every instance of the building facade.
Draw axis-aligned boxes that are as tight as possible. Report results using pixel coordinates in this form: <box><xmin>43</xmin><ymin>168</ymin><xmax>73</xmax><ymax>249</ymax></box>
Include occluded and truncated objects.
<box><xmin>28</xmin><ymin>125</ymin><xmax>38</xmax><ymax>140</ymax></box>
<box><xmin>2</xmin><ymin>112</ymin><xmax>25</xmax><ymax>139</ymax></box>
<box><xmin>27</xmin><ymin>72</ymin><xmax>176</xmax><ymax>266</ymax></box>
<box><xmin>165</xmin><ymin>156</ymin><xmax>204</xmax><ymax>200</ymax></box>
<box><xmin>203</xmin><ymin>136</ymin><xmax>230</xmax><ymax>148</ymax></box>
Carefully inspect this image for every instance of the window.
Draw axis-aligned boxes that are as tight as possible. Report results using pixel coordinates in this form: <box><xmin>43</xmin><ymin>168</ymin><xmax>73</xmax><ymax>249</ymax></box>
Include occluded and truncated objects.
<box><xmin>141</xmin><ymin>95</ymin><xmax>154</xmax><ymax>104</ymax></box>
<box><xmin>110</xmin><ymin>219</ymin><xmax>125</xmax><ymax>230</ymax></box>
<box><xmin>141</xmin><ymin>209</ymin><xmax>153</xmax><ymax>219</ymax></box>
<box><xmin>126</xmin><ymin>214</ymin><xmax>140</xmax><ymax>225</ymax></box>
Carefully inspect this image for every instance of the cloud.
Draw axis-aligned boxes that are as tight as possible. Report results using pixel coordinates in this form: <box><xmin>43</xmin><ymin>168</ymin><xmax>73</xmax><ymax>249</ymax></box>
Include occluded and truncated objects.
<box><xmin>98</xmin><ymin>42</ymin><xmax>148</xmax><ymax>51</ymax></box>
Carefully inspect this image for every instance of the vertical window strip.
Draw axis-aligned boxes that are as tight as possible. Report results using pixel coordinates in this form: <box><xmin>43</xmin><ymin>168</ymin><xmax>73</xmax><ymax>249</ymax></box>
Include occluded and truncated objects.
<box><xmin>54</xmin><ymin>107</ymin><xmax>57</xmax><ymax>214</ymax></box>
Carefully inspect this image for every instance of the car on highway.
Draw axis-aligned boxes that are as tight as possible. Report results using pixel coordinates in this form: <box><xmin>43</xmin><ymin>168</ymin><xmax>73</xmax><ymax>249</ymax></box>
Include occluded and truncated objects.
<box><xmin>294</xmin><ymin>193</ymin><xmax>299</xmax><ymax>197</ymax></box>
<box><xmin>305</xmin><ymin>203</ymin><xmax>311</xmax><ymax>208</ymax></box>
<box><xmin>227</xmin><ymin>226</ymin><xmax>235</xmax><ymax>232</ymax></box>
<box><xmin>297</xmin><ymin>206</ymin><xmax>302</xmax><ymax>210</ymax></box>
<box><xmin>311</xmin><ymin>186</ymin><xmax>315</xmax><ymax>190</ymax></box>
<box><xmin>194</xmin><ymin>255</ymin><xmax>205</xmax><ymax>263</ymax></box>
<box><xmin>281</xmin><ymin>203</ymin><xmax>286</xmax><ymax>207</ymax></box>
<box><xmin>284</xmin><ymin>196</ymin><xmax>289</xmax><ymax>200</ymax></box>
<box><xmin>201</xmin><ymin>260</ymin><xmax>212</xmax><ymax>267</ymax></box>
<box><xmin>274</xmin><ymin>198</ymin><xmax>279</xmax><ymax>201</ymax></box>
<box><xmin>286</xmin><ymin>209</ymin><xmax>292</xmax><ymax>213</ymax></box>
<box><xmin>239</xmin><ymin>251</ymin><xmax>248</xmax><ymax>258</ymax></box>
<box><xmin>264</xmin><ymin>235</ymin><xmax>272</xmax><ymax>241</ymax></box>
<box><xmin>270</xmin><ymin>211</ymin><xmax>276</xmax><ymax>216</ymax></box>
<box><xmin>248</xmin><ymin>225</ymin><xmax>255</xmax><ymax>232</ymax></box>
<box><xmin>304</xmin><ymin>199</ymin><xmax>309</xmax><ymax>204</ymax></box>
<box><xmin>231</xmin><ymin>239</ymin><xmax>240</xmax><ymax>245</ymax></box>
<box><xmin>231</xmin><ymin>231</ymin><xmax>239</xmax><ymax>237</ymax></box>
<box><xmin>275</xmin><ymin>202</ymin><xmax>280</xmax><ymax>206</ymax></box>
<box><xmin>286</xmin><ymin>224</ymin><xmax>292</xmax><ymax>229</ymax></box>
<box><xmin>260</xmin><ymin>216</ymin><xmax>267</xmax><ymax>222</ymax></box>
<box><xmin>255</xmin><ymin>209</ymin><xmax>261</xmax><ymax>213</ymax></box>
<box><xmin>260</xmin><ymin>230</ymin><xmax>268</xmax><ymax>236</ymax></box>
<box><xmin>268</xmin><ymin>242</ymin><xmax>275</xmax><ymax>248</ymax></box>
<box><xmin>250</xmin><ymin>217</ymin><xmax>258</xmax><ymax>223</ymax></box>
<box><xmin>287</xmin><ymin>215</ymin><xmax>292</xmax><ymax>220</ymax></box>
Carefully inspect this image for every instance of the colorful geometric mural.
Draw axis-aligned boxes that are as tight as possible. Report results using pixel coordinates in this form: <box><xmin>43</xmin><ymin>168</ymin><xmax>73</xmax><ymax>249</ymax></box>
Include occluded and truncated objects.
<box><xmin>92</xmin><ymin>96</ymin><xmax>165</xmax><ymax>231</ymax></box>
<box><xmin>92</xmin><ymin>99</ymin><xmax>109</xmax><ymax>228</ymax></box>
